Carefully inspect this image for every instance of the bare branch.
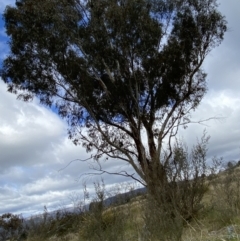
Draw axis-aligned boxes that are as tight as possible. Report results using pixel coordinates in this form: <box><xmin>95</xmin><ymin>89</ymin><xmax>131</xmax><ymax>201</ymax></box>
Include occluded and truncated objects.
<box><xmin>80</xmin><ymin>161</ymin><xmax>146</xmax><ymax>187</ymax></box>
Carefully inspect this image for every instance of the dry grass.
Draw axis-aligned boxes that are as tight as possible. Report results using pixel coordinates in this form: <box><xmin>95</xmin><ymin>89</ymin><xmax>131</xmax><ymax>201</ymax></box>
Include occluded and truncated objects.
<box><xmin>7</xmin><ymin>167</ymin><xmax>240</xmax><ymax>241</ymax></box>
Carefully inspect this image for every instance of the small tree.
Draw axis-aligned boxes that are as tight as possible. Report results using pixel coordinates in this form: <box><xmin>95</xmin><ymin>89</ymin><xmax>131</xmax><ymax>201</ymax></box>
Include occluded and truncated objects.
<box><xmin>227</xmin><ymin>161</ymin><xmax>236</xmax><ymax>170</ymax></box>
<box><xmin>0</xmin><ymin>213</ymin><xmax>23</xmax><ymax>241</ymax></box>
<box><xmin>1</xmin><ymin>0</ymin><xmax>226</xmax><ymax>230</ymax></box>
<box><xmin>142</xmin><ymin>131</ymin><xmax>217</xmax><ymax>240</ymax></box>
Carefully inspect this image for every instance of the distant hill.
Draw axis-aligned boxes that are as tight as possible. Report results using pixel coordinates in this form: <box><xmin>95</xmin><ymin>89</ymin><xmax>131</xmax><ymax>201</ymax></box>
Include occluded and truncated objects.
<box><xmin>24</xmin><ymin>186</ymin><xmax>147</xmax><ymax>223</ymax></box>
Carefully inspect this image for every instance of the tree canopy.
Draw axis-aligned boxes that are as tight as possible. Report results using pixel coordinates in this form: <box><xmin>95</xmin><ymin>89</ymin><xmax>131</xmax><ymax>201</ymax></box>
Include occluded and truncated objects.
<box><xmin>1</xmin><ymin>0</ymin><xmax>226</xmax><ymax>202</ymax></box>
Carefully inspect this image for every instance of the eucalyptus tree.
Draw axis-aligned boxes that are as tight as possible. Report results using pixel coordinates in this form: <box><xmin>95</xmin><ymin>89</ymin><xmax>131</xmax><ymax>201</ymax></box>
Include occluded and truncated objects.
<box><xmin>1</xmin><ymin>0</ymin><xmax>226</xmax><ymax>221</ymax></box>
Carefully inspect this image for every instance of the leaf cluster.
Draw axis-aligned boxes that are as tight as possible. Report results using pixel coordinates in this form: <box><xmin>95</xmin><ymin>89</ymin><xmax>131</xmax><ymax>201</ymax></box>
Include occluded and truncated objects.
<box><xmin>1</xmin><ymin>0</ymin><xmax>226</xmax><ymax>131</ymax></box>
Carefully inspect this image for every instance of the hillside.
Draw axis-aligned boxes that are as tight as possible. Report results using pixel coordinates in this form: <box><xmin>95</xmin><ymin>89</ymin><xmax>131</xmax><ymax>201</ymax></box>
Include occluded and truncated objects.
<box><xmin>2</xmin><ymin>166</ymin><xmax>240</xmax><ymax>241</ymax></box>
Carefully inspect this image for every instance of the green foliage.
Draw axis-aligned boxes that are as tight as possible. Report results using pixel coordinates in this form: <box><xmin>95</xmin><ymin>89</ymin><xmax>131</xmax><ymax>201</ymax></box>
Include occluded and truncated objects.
<box><xmin>0</xmin><ymin>0</ymin><xmax>226</xmax><ymax>159</ymax></box>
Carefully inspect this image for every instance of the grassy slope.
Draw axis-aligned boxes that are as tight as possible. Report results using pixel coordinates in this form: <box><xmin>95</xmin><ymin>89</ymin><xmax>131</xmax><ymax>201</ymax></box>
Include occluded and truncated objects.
<box><xmin>24</xmin><ymin>167</ymin><xmax>240</xmax><ymax>241</ymax></box>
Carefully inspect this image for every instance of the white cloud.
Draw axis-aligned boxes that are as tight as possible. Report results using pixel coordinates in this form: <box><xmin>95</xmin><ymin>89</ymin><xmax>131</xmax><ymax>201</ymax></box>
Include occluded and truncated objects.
<box><xmin>0</xmin><ymin>81</ymin><xmax>132</xmax><ymax>216</ymax></box>
<box><xmin>179</xmin><ymin>91</ymin><xmax>240</xmax><ymax>161</ymax></box>
<box><xmin>0</xmin><ymin>82</ymin><xmax>86</xmax><ymax>215</ymax></box>
<box><xmin>0</xmin><ymin>82</ymin><xmax>67</xmax><ymax>171</ymax></box>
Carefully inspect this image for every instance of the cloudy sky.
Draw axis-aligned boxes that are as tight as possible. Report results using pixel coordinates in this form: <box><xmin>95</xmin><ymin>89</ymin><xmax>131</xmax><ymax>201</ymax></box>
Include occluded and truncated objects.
<box><xmin>0</xmin><ymin>0</ymin><xmax>240</xmax><ymax>217</ymax></box>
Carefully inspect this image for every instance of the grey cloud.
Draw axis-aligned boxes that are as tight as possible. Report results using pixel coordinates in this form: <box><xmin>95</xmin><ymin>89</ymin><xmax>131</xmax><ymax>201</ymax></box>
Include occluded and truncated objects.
<box><xmin>178</xmin><ymin>92</ymin><xmax>240</xmax><ymax>163</ymax></box>
<box><xmin>0</xmin><ymin>173</ymin><xmax>85</xmax><ymax>216</ymax></box>
<box><xmin>0</xmin><ymin>190</ymin><xmax>74</xmax><ymax>216</ymax></box>
<box><xmin>203</xmin><ymin>0</ymin><xmax>240</xmax><ymax>93</ymax></box>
